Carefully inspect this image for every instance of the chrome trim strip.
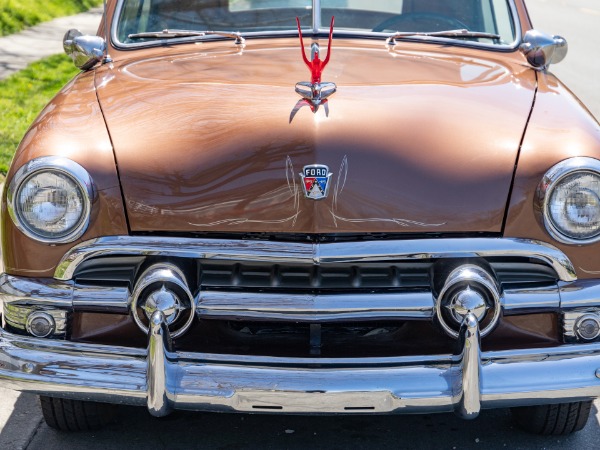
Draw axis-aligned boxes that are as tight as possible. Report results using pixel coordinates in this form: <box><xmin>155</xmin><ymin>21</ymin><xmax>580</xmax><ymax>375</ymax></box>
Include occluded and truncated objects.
<box><xmin>1</xmin><ymin>328</ymin><xmax>600</xmax><ymax>414</ymax></box>
<box><xmin>110</xmin><ymin>0</ymin><xmax>521</xmax><ymax>52</ymax></box>
<box><xmin>54</xmin><ymin>236</ymin><xmax>577</xmax><ymax>282</ymax></box>
<box><xmin>0</xmin><ymin>273</ymin><xmax>130</xmax><ymax>313</ymax></box>
<box><xmin>7</xmin><ymin>156</ymin><xmax>95</xmax><ymax>244</ymax></box>
<box><xmin>503</xmin><ymin>286</ymin><xmax>560</xmax><ymax>312</ymax></box>
<box><xmin>560</xmin><ymin>280</ymin><xmax>600</xmax><ymax>308</ymax></box>
<box><xmin>197</xmin><ymin>290</ymin><xmax>433</xmax><ymax>322</ymax></box>
<box><xmin>0</xmin><ymin>274</ymin><xmax>73</xmax><ymax>308</ymax></box>
<box><xmin>72</xmin><ymin>285</ymin><xmax>130</xmax><ymax>313</ymax></box>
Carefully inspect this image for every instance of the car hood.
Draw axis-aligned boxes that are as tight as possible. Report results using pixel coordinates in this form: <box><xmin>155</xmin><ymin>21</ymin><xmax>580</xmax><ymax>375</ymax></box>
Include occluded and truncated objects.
<box><xmin>95</xmin><ymin>40</ymin><xmax>536</xmax><ymax>235</ymax></box>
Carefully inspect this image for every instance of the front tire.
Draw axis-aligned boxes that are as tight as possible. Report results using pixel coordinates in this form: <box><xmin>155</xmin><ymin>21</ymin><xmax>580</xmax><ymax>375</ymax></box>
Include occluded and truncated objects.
<box><xmin>511</xmin><ymin>401</ymin><xmax>592</xmax><ymax>435</ymax></box>
<box><xmin>39</xmin><ymin>396</ymin><xmax>116</xmax><ymax>431</ymax></box>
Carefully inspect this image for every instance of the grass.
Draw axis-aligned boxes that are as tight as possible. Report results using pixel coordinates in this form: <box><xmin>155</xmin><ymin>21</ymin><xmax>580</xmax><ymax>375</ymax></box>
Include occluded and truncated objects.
<box><xmin>0</xmin><ymin>0</ymin><xmax>102</xmax><ymax>36</ymax></box>
<box><xmin>0</xmin><ymin>53</ymin><xmax>80</xmax><ymax>175</ymax></box>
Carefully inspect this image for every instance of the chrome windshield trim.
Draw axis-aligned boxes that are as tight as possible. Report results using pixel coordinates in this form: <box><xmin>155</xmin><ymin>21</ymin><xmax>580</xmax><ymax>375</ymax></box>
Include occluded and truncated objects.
<box><xmin>110</xmin><ymin>0</ymin><xmax>521</xmax><ymax>52</ymax></box>
<box><xmin>54</xmin><ymin>236</ymin><xmax>577</xmax><ymax>282</ymax></box>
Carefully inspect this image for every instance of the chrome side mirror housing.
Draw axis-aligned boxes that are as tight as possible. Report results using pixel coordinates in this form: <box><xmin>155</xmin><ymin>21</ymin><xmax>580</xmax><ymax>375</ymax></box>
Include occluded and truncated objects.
<box><xmin>63</xmin><ymin>29</ymin><xmax>106</xmax><ymax>70</ymax></box>
<box><xmin>520</xmin><ymin>30</ymin><xmax>568</xmax><ymax>70</ymax></box>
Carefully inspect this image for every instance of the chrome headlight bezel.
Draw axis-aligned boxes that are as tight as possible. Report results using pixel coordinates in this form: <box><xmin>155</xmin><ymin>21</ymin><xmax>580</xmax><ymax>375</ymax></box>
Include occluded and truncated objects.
<box><xmin>7</xmin><ymin>156</ymin><xmax>94</xmax><ymax>244</ymax></box>
<box><xmin>536</xmin><ymin>157</ymin><xmax>600</xmax><ymax>245</ymax></box>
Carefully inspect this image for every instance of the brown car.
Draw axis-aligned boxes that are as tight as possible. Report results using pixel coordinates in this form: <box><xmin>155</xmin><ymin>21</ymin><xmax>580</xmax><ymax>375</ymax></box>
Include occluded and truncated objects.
<box><xmin>1</xmin><ymin>0</ymin><xmax>599</xmax><ymax>436</ymax></box>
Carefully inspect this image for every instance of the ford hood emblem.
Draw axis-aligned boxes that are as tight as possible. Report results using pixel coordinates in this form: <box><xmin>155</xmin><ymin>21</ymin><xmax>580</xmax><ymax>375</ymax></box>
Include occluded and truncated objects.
<box><xmin>300</xmin><ymin>164</ymin><xmax>332</xmax><ymax>200</ymax></box>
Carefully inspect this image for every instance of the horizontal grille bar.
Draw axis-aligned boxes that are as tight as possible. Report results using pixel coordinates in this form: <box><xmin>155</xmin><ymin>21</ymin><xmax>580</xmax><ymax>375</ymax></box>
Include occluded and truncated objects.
<box><xmin>197</xmin><ymin>290</ymin><xmax>433</xmax><ymax>322</ymax></box>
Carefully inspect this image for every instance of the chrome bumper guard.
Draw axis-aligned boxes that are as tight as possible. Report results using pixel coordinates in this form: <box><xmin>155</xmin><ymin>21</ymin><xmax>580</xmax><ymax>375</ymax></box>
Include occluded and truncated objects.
<box><xmin>1</xmin><ymin>311</ymin><xmax>600</xmax><ymax>419</ymax></box>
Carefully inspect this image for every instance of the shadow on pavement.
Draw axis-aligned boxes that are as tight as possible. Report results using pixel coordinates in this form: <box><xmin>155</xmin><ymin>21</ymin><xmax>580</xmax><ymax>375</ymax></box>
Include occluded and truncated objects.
<box><xmin>1</xmin><ymin>397</ymin><xmax>598</xmax><ymax>449</ymax></box>
<box><xmin>0</xmin><ymin>393</ymin><xmax>42</xmax><ymax>449</ymax></box>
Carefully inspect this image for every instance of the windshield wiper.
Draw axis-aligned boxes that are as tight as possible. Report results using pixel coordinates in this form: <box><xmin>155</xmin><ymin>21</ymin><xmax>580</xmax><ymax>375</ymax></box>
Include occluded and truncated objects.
<box><xmin>128</xmin><ymin>29</ymin><xmax>245</xmax><ymax>45</ymax></box>
<box><xmin>386</xmin><ymin>29</ymin><xmax>501</xmax><ymax>45</ymax></box>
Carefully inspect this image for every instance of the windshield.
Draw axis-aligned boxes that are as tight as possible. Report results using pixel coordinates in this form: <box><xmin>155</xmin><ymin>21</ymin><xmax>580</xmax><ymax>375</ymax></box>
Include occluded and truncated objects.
<box><xmin>115</xmin><ymin>0</ymin><xmax>517</xmax><ymax>46</ymax></box>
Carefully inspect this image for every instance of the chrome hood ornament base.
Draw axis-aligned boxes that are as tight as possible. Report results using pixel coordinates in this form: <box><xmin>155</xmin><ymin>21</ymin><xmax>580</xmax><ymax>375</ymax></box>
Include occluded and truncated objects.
<box><xmin>295</xmin><ymin>81</ymin><xmax>336</xmax><ymax>108</ymax></box>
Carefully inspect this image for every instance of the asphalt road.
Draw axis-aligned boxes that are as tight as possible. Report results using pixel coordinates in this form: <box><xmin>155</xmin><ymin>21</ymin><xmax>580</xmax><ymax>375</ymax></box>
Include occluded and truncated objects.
<box><xmin>9</xmin><ymin>404</ymin><xmax>600</xmax><ymax>450</ymax></box>
<box><xmin>1</xmin><ymin>1</ymin><xmax>599</xmax><ymax>449</ymax></box>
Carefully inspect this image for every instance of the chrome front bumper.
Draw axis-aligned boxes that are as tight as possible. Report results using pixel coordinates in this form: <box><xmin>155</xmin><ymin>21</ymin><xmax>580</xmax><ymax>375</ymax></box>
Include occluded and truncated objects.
<box><xmin>2</xmin><ymin>236</ymin><xmax>599</xmax><ymax>419</ymax></box>
<box><xmin>1</xmin><ymin>311</ymin><xmax>600</xmax><ymax>419</ymax></box>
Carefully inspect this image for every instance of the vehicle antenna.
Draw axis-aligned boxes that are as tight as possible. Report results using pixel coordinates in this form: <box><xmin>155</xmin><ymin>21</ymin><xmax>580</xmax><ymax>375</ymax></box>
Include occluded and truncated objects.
<box><xmin>103</xmin><ymin>0</ymin><xmax>113</xmax><ymax>63</ymax></box>
<box><xmin>312</xmin><ymin>0</ymin><xmax>320</xmax><ymax>33</ymax></box>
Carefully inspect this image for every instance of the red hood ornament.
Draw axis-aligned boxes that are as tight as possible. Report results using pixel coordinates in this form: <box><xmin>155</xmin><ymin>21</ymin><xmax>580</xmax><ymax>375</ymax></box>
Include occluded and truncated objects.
<box><xmin>294</xmin><ymin>16</ymin><xmax>337</xmax><ymax>112</ymax></box>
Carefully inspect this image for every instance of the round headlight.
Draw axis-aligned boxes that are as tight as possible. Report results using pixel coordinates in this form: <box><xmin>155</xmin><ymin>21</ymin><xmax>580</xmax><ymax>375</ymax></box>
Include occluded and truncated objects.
<box><xmin>8</xmin><ymin>157</ymin><xmax>94</xmax><ymax>243</ymax></box>
<box><xmin>538</xmin><ymin>158</ymin><xmax>600</xmax><ymax>244</ymax></box>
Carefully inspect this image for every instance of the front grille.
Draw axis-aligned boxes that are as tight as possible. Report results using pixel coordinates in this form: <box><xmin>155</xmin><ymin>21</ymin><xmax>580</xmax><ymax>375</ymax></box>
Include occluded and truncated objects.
<box><xmin>74</xmin><ymin>256</ymin><xmax>145</xmax><ymax>286</ymax></box>
<box><xmin>74</xmin><ymin>256</ymin><xmax>558</xmax><ymax>291</ymax></box>
<box><xmin>68</xmin><ymin>238</ymin><xmax>565</xmax><ymax>357</ymax></box>
<box><xmin>200</xmin><ymin>261</ymin><xmax>432</xmax><ymax>290</ymax></box>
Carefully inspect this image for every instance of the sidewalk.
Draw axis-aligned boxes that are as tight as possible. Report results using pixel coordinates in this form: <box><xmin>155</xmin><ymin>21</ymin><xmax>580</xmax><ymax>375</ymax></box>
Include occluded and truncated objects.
<box><xmin>0</xmin><ymin>7</ymin><xmax>103</xmax><ymax>80</ymax></box>
<box><xmin>0</xmin><ymin>8</ymin><xmax>104</xmax><ymax>448</ymax></box>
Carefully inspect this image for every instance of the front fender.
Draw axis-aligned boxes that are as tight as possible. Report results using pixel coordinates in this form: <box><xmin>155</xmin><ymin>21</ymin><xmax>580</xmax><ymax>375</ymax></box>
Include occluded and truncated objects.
<box><xmin>1</xmin><ymin>70</ymin><xmax>128</xmax><ymax>277</ymax></box>
<box><xmin>504</xmin><ymin>71</ymin><xmax>600</xmax><ymax>279</ymax></box>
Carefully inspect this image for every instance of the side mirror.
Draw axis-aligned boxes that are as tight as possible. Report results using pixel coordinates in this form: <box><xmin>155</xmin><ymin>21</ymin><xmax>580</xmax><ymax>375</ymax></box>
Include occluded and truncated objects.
<box><xmin>520</xmin><ymin>30</ymin><xmax>568</xmax><ymax>70</ymax></box>
<box><xmin>63</xmin><ymin>29</ymin><xmax>107</xmax><ymax>70</ymax></box>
